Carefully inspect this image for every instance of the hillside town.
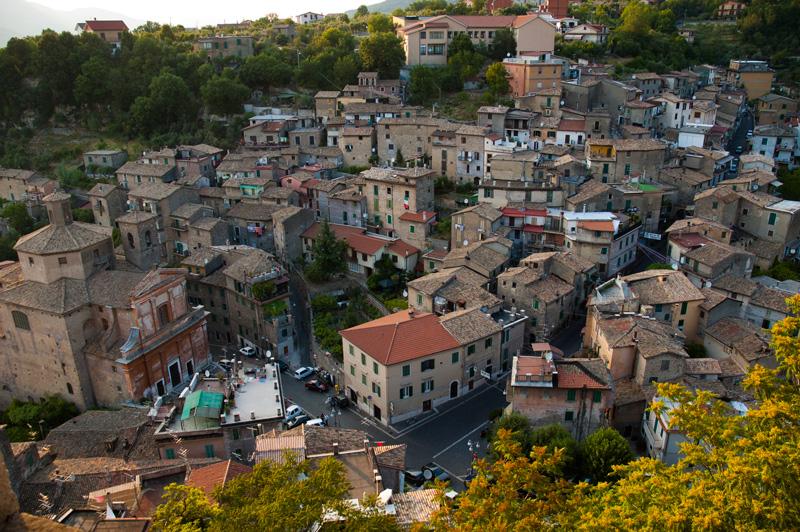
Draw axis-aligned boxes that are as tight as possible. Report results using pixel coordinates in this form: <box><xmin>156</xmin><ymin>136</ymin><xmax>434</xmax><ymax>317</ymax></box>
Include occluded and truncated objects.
<box><xmin>0</xmin><ymin>0</ymin><xmax>798</xmax><ymax>529</ymax></box>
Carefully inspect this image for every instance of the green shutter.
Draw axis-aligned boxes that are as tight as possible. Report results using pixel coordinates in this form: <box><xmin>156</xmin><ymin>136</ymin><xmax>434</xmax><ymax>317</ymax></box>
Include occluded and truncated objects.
<box><xmin>567</xmin><ymin>389</ymin><xmax>576</xmax><ymax>401</ymax></box>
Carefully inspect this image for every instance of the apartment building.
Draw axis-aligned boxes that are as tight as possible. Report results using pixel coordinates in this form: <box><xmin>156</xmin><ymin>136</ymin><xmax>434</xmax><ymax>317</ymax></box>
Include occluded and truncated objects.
<box><xmin>341</xmin><ymin>127</ymin><xmax>376</xmax><ymax>167</ymax></box>
<box><xmin>430</xmin><ymin>124</ymin><xmax>489</xmax><ymax>183</ymax></box>
<box><xmin>478</xmin><ymin>179</ymin><xmax>565</xmax><ymax>209</ymax></box>
<box><xmin>341</xmin><ymin>307</ymin><xmax>525</xmax><ymax>424</ymax></box>
<box><xmin>507</xmin><ymin>353</ymin><xmax>612</xmax><ymax>440</ymax></box>
<box><xmin>442</xmin><ymin>237</ymin><xmax>513</xmax><ymax>283</ymax></box>
<box><xmin>726</xmin><ymin>60</ymin><xmax>774</xmax><ymax>99</ymax></box>
<box><xmin>375</xmin><ymin>117</ymin><xmax>448</xmax><ymax>164</ymax></box>
<box><xmin>194</xmin><ymin>35</ymin><xmax>255</xmax><ymax>59</ymax></box>
<box><xmin>116</xmin><ymin>160</ymin><xmax>177</xmax><ymax>190</ymax></box>
<box><xmin>562</xmin><ymin>211</ymin><xmax>639</xmax><ymax>277</ymax></box>
<box><xmin>0</xmin><ymin>193</ymin><xmax>210</xmax><ymax>410</ymax></box>
<box><xmin>755</xmin><ymin>93</ymin><xmax>798</xmax><ymax>126</ymax></box>
<box><xmin>451</xmin><ymin>202</ymin><xmax>503</xmax><ymax>249</ymax></box>
<box><xmin>407</xmin><ymin>266</ymin><xmax>498</xmax><ymax>315</ymax></box>
<box><xmin>359</xmin><ymin>166</ymin><xmax>435</xmax><ymax>237</ymax></box>
<box><xmin>503</xmin><ymin>54</ymin><xmax>563</xmax><ymax>98</ymax></box>
<box><xmin>87</xmin><ymin>183</ymin><xmax>128</xmax><ymax>228</ymax></box>
<box><xmin>126</xmin><ymin>182</ymin><xmax>201</xmax><ymax>259</ymax></box>
<box><xmin>301</xmin><ymin>222</ymin><xmax>420</xmax><ymax>276</ymax></box>
<box><xmin>0</xmin><ymin>168</ymin><xmax>56</xmax><ymax>204</ymax></box>
<box><xmin>585</xmin><ymin>138</ymin><xmax>668</xmax><ymax>184</ymax></box>
<box><xmin>586</xmin><ymin>269</ymin><xmax>705</xmax><ymax>343</ymax></box>
<box><xmin>694</xmin><ymin>187</ymin><xmax>800</xmax><ymax>267</ymax></box>
<box><xmin>396</xmin><ymin>14</ymin><xmax>556</xmax><ymax>67</ymax></box>
<box><xmin>83</xmin><ymin>149</ymin><xmax>128</xmax><ymax>173</ymax></box>
<box><xmin>628</xmin><ymin>72</ymin><xmax>663</xmax><ymax>99</ymax></box>
<box><xmin>497</xmin><ymin>251</ymin><xmax>596</xmax><ymax>342</ymax></box>
<box><xmin>667</xmin><ymin>231</ymin><xmax>754</xmax><ymax>287</ymax></box>
<box><xmin>751</xmin><ymin>125</ymin><xmax>796</xmax><ymax>168</ymax></box>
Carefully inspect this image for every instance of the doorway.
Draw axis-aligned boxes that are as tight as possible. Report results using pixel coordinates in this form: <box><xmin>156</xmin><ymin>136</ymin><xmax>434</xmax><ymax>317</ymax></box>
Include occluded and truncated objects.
<box><xmin>449</xmin><ymin>381</ymin><xmax>459</xmax><ymax>399</ymax></box>
<box><xmin>422</xmin><ymin>399</ymin><xmax>432</xmax><ymax>412</ymax></box>
<box><xmin>186</xmin><ymin>359</ymin><xmax>194</xmax><ymax>377</ymax></box>
<box><xmin>155</xmin><ymin>379</ymin><xmax>166</xmax><ymax>396</ymax></box>
<box><xmin>349</xmin><ymin>388</ymin><xmax>358</xmax><ymax>402</ymax></box>
<box><xmin>168</xmin><ymin>360</ymin><xmax>181</xmax><ymax>388</ymax></box>
<box><xmin>373</xmin><ymin>405</ymin><xmax>381</xmax><ymax>421</ymax></box>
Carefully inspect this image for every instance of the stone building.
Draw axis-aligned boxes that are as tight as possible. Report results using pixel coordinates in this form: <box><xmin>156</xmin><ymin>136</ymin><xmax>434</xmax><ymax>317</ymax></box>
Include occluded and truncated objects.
<box><xmin>87</xmin><ymin>183</ymin><xmax>128</xmax><ymax>228</ymax></box>
<box><xmin>359</xmin><ymin>167</ymin><xmax>435</xmax><ymax>237</ymax></box>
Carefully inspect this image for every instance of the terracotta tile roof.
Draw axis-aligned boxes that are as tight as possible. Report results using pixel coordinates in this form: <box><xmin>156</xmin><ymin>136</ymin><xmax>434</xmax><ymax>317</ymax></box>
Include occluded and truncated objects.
<box><xmin>528</xmin><ymin>274</ymin><xmax>575</xmax><ymax>303</ymax></box>
<box><xmin>0</xmin><ymin>278</ymin><xmax>90</xmax><ymax>314</ymax></box>
<box><xmin>399</xmin><ymin>210</ymin><xmax>436</xmax><ymax>223</ymax></box>
<box><xmin>340</xmin><ymin>310</ymin><xmax>460</xmax><ymax>365</ymax></box>
<box><xmin>751</xmin><ymin>285</ymin><xmax>791</xmax><ymax>314</ymax></box>
<box><xmin>556</xmin><ymin>358</ymin><xmax>611</xmax><ymax>389</ymax></box>
<box><xmin>684</xmin><ymin>358</ymin><xmax>722</xmax><ymax>375</ymax></box>
<box><xmin>578</xmin><ymin>220</ymin><xmax>615</xmax><ymax>232</ymax></box>
<box><xmin>225</xmin><ymin>202</ymin><xmax>283</xmax><ymax>222</ymax></box>
<box><xmin>568</xmin><ymin>179</ymin><xmax>611</xmax><ymax>205</ymax></box>
<box><xmin>85</xmin><ymin>20</ymin><xmax>128</xmax><ymax>31</ymax></box>
<box><xmin>14</xmin><ymin>221</ymin><xmax>110</xmax><ymax>255</ymax></box>
<box><xmin>700</xmin><ymin>287</ymin><xmax>728</xmax><ymax>311</ymax></box>
<box><xmin>622</xmin><ymin>269</ymin><xmax>705</xmax><ymax>304</ymax></box>
<box><xmin>665</xmin><ymin>217</ymin><xmax>730</xmax><ymax>234</ymax></box>
<box><xmin>187</xmin><ymin>460</ymin><xmax>252</xmax><ymax>500</ymax></box>
<box><xmin>387</xmin><ymin>239</ymin><xmax>420</xmax><ymax>257</ymax></box>
<box><xmin>393</xmin><ymin>489</ymin><xmax>440</xmax><ymax>526</ymax></box>
<box><xmin>705</xmin><ymin>316</ymin><xmax>772</xmax><ymax>362</ymax></box>
<box><xmin>683</xmin><ymin>240</ymin><xmax>750</xmax><ymax>267</ymax></box>
<box><xmin>87</xmin><ymin>270</ymin><xmax>146</xmax><ymax>308</ymax></box>
<box><xmin>711</xmin><ymin>273</ymin><xmax>758</xmax><ymax>296</ymax></box>
<box><xmin>439</xmin><ymin>307</ymin><xmax>501</xmax><ymax>344</ymax></box>
<box><xmin>597</xmin><ymin>315</ymin><xmax>688</xmax><ymax>359</ymax></box>
<box><xmin>302</xmin><ymin>222</ymin><xmax>385</xmax><ymax>255</ymax></box>
<box><xmin>423</xmin><ymin>248</ymin><xmax>449</xmax><ymax>260</ymax></box>
<box><xmin>453</xmin><ymin>202</ymin><xmax>503</xmax><ymax>221</ymax></box>
<box><xmin>558</xmin><ymin>119</ymin><xmax>586</xmax><ymax>132</ymax></box>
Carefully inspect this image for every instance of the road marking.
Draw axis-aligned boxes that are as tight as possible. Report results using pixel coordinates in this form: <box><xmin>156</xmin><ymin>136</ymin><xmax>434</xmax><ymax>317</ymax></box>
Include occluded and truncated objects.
<box><xmin>395</xmin><ymin>383</ymin><xmax>504</xmax><ymax>437</ymax></box>
<box><xmin>432</xmin><ymin>421</ymin><xmax>489</xmax><ymax>459</ymax></box>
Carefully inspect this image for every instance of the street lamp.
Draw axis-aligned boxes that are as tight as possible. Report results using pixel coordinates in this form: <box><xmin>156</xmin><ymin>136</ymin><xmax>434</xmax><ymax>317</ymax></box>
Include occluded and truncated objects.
<box><xmin>466</xmin><ymin>439</ymin><xmax>480</xmax><ymax>479</ymax></box>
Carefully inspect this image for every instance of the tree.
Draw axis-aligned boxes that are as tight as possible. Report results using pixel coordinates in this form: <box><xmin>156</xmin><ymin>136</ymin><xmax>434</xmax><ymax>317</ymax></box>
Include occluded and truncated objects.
<box><xmin>130</xmin><ymin>71</ymin><xmax>198</xmax><ymax>137</ymax></box>
<box><xmin>367</xmin><ymin>13</ymin><xmax>395</xmax><ymax>34</ymax></box>
<box><xmin>359</xmin><ymin>32</ymin><xmax>405</xmax><ymax>79</ymax></box>
<box><xmin>71</xmin><ymin>208</ymin><xmax>94</xmax><ymax>224</ymax></box>
<box><xmin>201</xmin><ymin>76</ymin><xmax>250</xmax><ymax>116</ymax></box>
<box><xmin>449</xmin><ymin>33</ymin><xmax>475</xmax><ymax>57</ymax></box>
<box><xmin>305</xmin><ymin>221</ymin><xmax>347</xmax><ymax>283</ymax></box>
<box><xmin>2</xmin><ymin>395</ymin><xmax>80</xmax><ymax>442</ymax></box>
<box><xmin>408</xmin><ymin>65</ymin><xmax>439</xmax><ymax>105</ymax></box>
<box><xmin>486</xmin><ymin>62</ymin><xmax>510</xmax><ymax>95</ymax></box>
<box><xmin>561</xmin><ymin>295</ymin><xmax>800</xmax><ymax>529</ymax></box>
<box><xmin>355</xmin><ymin>5</ymin><xmax>370</xmax><ymax>18</ymax></box>
<box><xmin>240</xmin><ymin>54</ymin><xmax>293</xmax><ymax>93</ymax></box>
<box><xmin>151</xmin><ymin>484</ymin><xmax>219</xmax><ymax>531</ymax></box>
<box><xmin>488</xmin><ymin>413</ymin><xmax>532</xmax><ymax>458</ymax></box>
<box><xmin>489</xmin><ymin>28</ymin><xmax>516</xmax><ymax>60</ymax></box>
<box><xmin>529</xmin><ymin>424</ymin><xmax>579</xmax><ymax>477</ymax></box>
<box><xmin>394</xmin><ymin>148</ymin><xmax>405</xmax><ymax>167</ymax></box>
<box><xmin>646</xmin><ymin>262</ymin><xmax>673</xmax><ymax>270</ymax></box>
<box><xmin>579</xmin><ymin>428</ymin><xmax>633</xmax><ymax>482</ymax></box>
<box><xmin>1</xmin><ymin>202</ymin><xmax>35</xmax><ymax>234</ymax></box>
<box><xmin>430</xmin><ymin>429</ymin><xmax>573</xmax><ymax>530</ymax></box>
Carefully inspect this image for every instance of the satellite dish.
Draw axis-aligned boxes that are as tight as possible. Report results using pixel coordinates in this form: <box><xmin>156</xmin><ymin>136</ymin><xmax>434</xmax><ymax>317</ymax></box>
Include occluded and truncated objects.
<box><xmin>204</xmin><ymin>370</ymin><xmax>210</xmax><ymax>378</ymax></box>
<box><xmin>463</xmin><ymin>240</ymin><xmax>469</xmax><ymax>246</ymax></box>
<box><xmin>402</xmin><ymin>289</ymin><xmax>408</xmax><ymax>298</ymax></box>
<box><xmin>266</xmin><ymin>350</ymin><xmax>272</xmax><ymax>358</ymax></box>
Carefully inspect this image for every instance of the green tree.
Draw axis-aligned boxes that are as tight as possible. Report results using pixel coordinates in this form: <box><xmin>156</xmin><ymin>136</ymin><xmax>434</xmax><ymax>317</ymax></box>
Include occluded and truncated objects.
<box><xmin>449</xmin><ymin>32</ymin><xmax>475</xmax><ymax>57</ymax></box>
<box><xmin>3</xmin><ymin>395</ymin><xmax>80</xmax><ymax>441</ymax></box>
<box><xmin>489</xmin><ymin>28</ymin><xmax>516</xmax><ymax>60</ymax></box>
<box><xmin>130</xmin><ymin>71</ymin><xmax>198</xmax><ymax>137</ymax></box>
<box><xmin>488</xmin><ymin>413</ymin><xmax>532</xmax><ymax>457</ymax></box>
<box><xmin>367</xmin><ymin>13</ymin><xmax>395</xmax><ymax>34</ymax></box>
<box><xmin>394</xmin><ymin>148</ymin><xmax>405</xmax><ymax>167</ymax></box>
<box><xmin>486</xmin><ymin>62</ymin><xmax>510</xmax><ymax>95</ymax></box>
<box><xmin>201</xmin><ymin>76</ymin><xmax>250</xmax><ymax>116</ymax></box>
<box><xmin>359</xmin><ymin>32</ymin><xmax>405</xmax><ymax>79</ymax></box>
<box><xmin>408</xmin><ymin>65</ymin><xmax>439</xmax><ymax>105</ymax></box>
<box><xmin>1</xmin><ymin>202</ymin><xmax>35</xmax><ymax>234</ymax></box>
<box><xmin>71</xmin><ymin>208</ymin><xmax>94</xmax><ymax>224</ymax></box>
<box><xmin>305</xmin><ymin>221</ymin><xmax>347</xmax><ymax>283</ymax></box>
<box><xmin>240</xmin><ymin>53</ymin><xmax>293</xmax><ymax>94</ymax></box>
<box><xmin>646</xmin><ymin>262</ymin><xmax>673</xmax><ymax>270</ymax></box>
<box><xmin>579</xmin><ymin>428</ymin><xmax>633</xmax><ymax>482</ymax></box>
<box><xmin>529</xmin><ymin>424</ymin><xmax>579</xmax><ymax>477</ymax></box>
<box><xmin>355</xmin><ymin>5</ymin><xmax>370</xmax><ymax>17</ymax></box>
<box><xmin>151</xmin><ymin>484</ymin><xmax>219</xmax><ymax>531</ymax></box>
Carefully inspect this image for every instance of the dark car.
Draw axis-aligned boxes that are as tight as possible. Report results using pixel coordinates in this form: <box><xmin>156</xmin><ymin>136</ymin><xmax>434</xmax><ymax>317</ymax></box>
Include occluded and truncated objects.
<box><xmin>285</xmin><ymin>414</ymin><xmax>310</xmax><ymax>429</ymax></box>
<box><xmin>403</xmin><ymin>470</ymin><xmax>426</xmax><ymax>488</ymax></box>
<box><xmin>422</xmin><ymin>463</ymin><xmax>450</xmax><ymax>483</ymax></box>
<box><xmin>327</xmin><ymin>393</ymin><xmax>349</xmax><ymax>409</ymax></box>
<box><xmin>305</xmin><ymin>379</ymin><xmax>330</xmax><ymax>393</ymax></box>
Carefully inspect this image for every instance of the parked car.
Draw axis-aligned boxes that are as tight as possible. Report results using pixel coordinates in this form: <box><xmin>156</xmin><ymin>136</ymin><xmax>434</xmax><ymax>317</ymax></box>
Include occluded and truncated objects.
<box><xmin>735</xmin><ymin>145</ymin><xmax>744</xmax><ymax>154</ymax></box>
<box><xmin>239</xmin><ymin>346</ymin><xmax>256</xmax><ymax>357</ymax></box>
<box><xmin>306</xmin><ymin>417</ymin><xmax>327</xmax><ymax>427</ymax></box>
<box><xmin>293</xmin><ymin>367</ymin><xmax>315</xmax><ymax>380</ymax></box>
<box><xmin>285</xmin><ymin>414</ymin><xmax>310</xmax><ymax>429</ymax></box>
<box><xmin>305</xmin><ymin>379</ymin><xmax>330</xmax><ymax>393</ymax></box>
<box><xmin>327</xmin><ymin>393</ymin><xmax>350</xmax><ymax>409</ymax></box>
<box><xmin>422</xmin><ymin>463</ymin><xmax>450</xmax><ymax>483</ymax></box>
<box><xmin>746</xmin><ymin>129</ymin><xmax>753</xmax><ymax>138</ymax></box>
<box><xmin>284</xmin><ymin>404</ymin><xmax>305</xmax><ymax>423</ymax></box>
<box><xmin>403</xmin><ymin>470</ymin><xmax>426</xmax><ymax>488</ymax></box>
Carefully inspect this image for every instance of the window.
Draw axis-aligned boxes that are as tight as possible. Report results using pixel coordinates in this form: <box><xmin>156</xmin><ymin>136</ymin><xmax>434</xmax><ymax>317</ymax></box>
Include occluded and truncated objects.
<box><xmin>768</xmin><ymin>212</ymin><xmax>777</xmax><ymax>225</ymax></box>
<box><xmin>350</xmin><ymin>365</ymin><xmax>355</xmax><ymax>376</ymax></box>
<box><xmin>533</xmin><ymin>299</ymin><xmax>540</xmax><ymax>310</ymax></box>
<box><xmin>660</xmin><ymin>359</ymin><xmax>670</xmax><ymax>371</ymax></box>
<box><xmin>409</xmin><ymin>225</ymin><xmax>415</xmax><ymax>234</ymax></box>
<box><xmin>678</xmin><ymin>319</ymin><xmax>685</xmax><ymax>330</ymax></box>
<box><xmin>565</xmin><ymin>411</ymin><xmax>574</xmax><ymax>421</ymax></box>
<box><xmin>165</xmin><ymin>448</ymin><xmax>176</xmax><ymax>459</ymax></box>
<box><xmin>402</xmin><ymin>364</ymin><xmax>410</xmax><ymax>376</ymax></box>
<box><xmin>387</xmin><ymin>214</ymin><xmax>392</xmax><ymax>224</ymax></box>
<box><xmin>452</xmin><ymin>351</ymin><xmax>459</xmax><ymax>363</ymax></box>
<box><xmin>416</xmin><ymin>293</ymin><xmax>423</xmax><ymax>306</ymax></box>
<box><xmin>157</xmin><ymin>303</ymin><xmax>170</xmax><ymax>327</ymax></box>
<box><xmin>421</xmin><ymin>379</ymin><xmax>434</xmax><ymax>393</ymax></box>
<box><xmin>680</xmin><ymin>302</ymin><xmax>688</xmax><ymax>315</ymax></box>
<box><xmin>58</xmin><ymin>256</ymin><xmax>67</xmax><ymax>265</ymax></box>
<box><xmin>361</xmin><ymin>353</ymin><xmax>366</xmax><ymax>365</ymax></box>
<box><xmin>66</xmin><ymin>383</ymin><xmax>73</xmax><ymax>394</ymax></box>
<box><xmin>467</xmin><ymin>344</ymin><xmax>476</xmax><ymax>355</ymax></box>
<box><xmin>127</xmin><ymin>233</ymin><xmax>135</xmax><ymax>249</ymax></box>
<box><xmin>712</xmin><ymin>201</ymin><xmax>718</xmax><ymax>209</ymax></box>
<box><xmin>428</xmin><ymin>43</ymin><xmax>445</xmax><ymax>55</ymax></box>
<box><xmin>373</xmin><ymin>361</ymin><xmax>379</xmax><ymax>375</ymax></box>
<box><xmin>421</xmin><ymin>359</ymin><xmax>435</xmax><ymax>372</ymax></box>
<box><xmin>566</xmin><ymin>389</ymin><xmax>576</xmax><ymax>402</ymax></box>
<box><xmin>362</xmin><ymin>374</ymin><xmax>367</xmax><ymax>385</ymax></box>
<box><xmin>372</xmin><ymin>382</ymin><xmax>381</xmax><ymax>397</ymax></box>
<box><xmin>12</xmin><ymin>311</ymin><xmax>30</xmax><ymax>330</ymax></box>
<box><xmin>484</xmin><ymin>337</ymin><xmax>492</xmax><ymax>348</ymax></box>
<box><xmin>655</xmin><ymin>304</ymin><xmax>663</xmax><ymax>313</ymax></box>
<box><xmin>624</xmin><ymin>163</ymin><xmax>631</xmax><ymax>176</ymax></box>
<box><xmin>601</xmin><ymin>247</ymin><xmax>608</xmax><ymax>255</ymax></box>
<box><xmin>761</xmin><ymin>319</ymin><xmax>770</xmax><ymax>329</ymax></box>
<box><xmin>592</xmin><ymin>391</ymin><xmax>602</xmax><ymax>403</ymax></box>
<box><xmin>400</xmin><ymin>385</ymin><xmax>413</xmax><ymax>399</ymax></box>
<box><xmin>204</xmin><ymin>444</ymin><xmax>215</xmax><ymax>458</ymax></box>
<box><xmin>349</xmin><ymin>344</ymin><xmax>354</xmax><ymax>356</ymax></box>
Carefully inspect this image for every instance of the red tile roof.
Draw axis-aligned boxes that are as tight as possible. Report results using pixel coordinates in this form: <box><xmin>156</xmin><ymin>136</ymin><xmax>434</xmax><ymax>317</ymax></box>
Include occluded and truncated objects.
<box><xmin>523</xmin><ymin>224</ymin><xmax>544</xmax><ymax>233</ymax></box>
<box><xmin>579</xmin><ymin>220</ymin><xmax>615</xmax><ymax>232</ymax></box>
<box><xmin>341</xmin><ymin>310</ymin><xmax>460</xmax><ymax>365</ymax></box>
<box><xmin>388</xmin><ymin>239</ymin><xmax>420</xmax><ymax>257</ymax></box>
<box><xmin>555</xmin><ymin>362</ymin><xmax>609</xmax><ymax>389</ymax></box>
<box><xmin>187</xmin><ymin>460</ymin><xmax>252</xmax><ymax>500</ymax></box>
<box><xmin>85</xmin><ymin>20</ymin><xmax>128</xmax><ymax>32</ymax></box>
<box><xmin>502</xmin><ymin>206</ymin><xmax>548</xmax><ymax>217</ymax></box>
<box><xmin>399</xmin><ymin>210</ymin><xmax>436</xmax><ymax>223</ymax></box>
<box><xmin>302</xmin><ymin>222</ymin><xmax>386</xmax><ymax>255</ymax></box>
<box><xmin>558</xmin><ymin>119</ymin><xmax>586</xmax><ymax>132</ymax></box>
<box><xmin>670</xmin><ymin>232</ymin><xmax>710</xmax><ymax>249</ymax></box>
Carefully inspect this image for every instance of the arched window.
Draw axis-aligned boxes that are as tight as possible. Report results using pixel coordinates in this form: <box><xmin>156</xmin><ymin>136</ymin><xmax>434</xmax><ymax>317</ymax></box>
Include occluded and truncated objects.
<box><xmin>144</xmin><ymin>231</ymin><xmax>152</xmax><ymax>248</ymax></box>
<box><xmin>127</xmin><ymin>233</ymin><xmax>135</xmax><ymax>249</ymax></box>
<box><xmin>11</xmin><ymin>310</ymin><xmax>30</xmax><ymax>330</ymax></box>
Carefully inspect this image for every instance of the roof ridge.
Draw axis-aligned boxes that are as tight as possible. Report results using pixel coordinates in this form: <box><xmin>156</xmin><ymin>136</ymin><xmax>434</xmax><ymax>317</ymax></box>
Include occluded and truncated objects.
<box><xmin>386</xmin><ymin>322</ymin><xmax>400</xmax><ymax>365</ymax></box>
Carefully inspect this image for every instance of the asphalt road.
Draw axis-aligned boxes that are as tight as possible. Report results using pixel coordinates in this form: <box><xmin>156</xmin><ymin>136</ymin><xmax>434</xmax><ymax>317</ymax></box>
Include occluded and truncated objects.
<box><xmin>727</xmin><ymin>108</ymin><xmax>754</xmax><ymax>164</ymax></box>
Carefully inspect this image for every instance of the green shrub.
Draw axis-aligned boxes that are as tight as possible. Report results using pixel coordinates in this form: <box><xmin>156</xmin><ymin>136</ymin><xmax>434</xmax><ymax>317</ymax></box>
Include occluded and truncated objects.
<box><xmin>383</xmin><ymin>298</ymin><xmax>408</xmax><ymax>311</ymax></box>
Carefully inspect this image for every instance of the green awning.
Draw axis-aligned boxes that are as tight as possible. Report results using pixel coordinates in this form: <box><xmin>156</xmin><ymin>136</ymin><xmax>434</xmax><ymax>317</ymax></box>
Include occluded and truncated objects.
<box><xmin>181</xmin><ymin>390</ymin><xmax>224</xmax><ymax>421</ymax></box>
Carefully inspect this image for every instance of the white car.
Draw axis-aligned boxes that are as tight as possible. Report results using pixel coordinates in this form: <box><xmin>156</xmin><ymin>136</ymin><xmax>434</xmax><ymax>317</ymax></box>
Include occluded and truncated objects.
<box><xmin>239</xmin><ymin>346</ymin><xmax>256</xmax><ymax>357</ymax></box>
<box><xmin>306</xmin><ymin>418</ymin><xmax>326</xmax><ymax>427</ymax></box>
<box><xmin>293</xmin><ymin>366</ymin><xmax>315</xmax><ymax>380</ymax></box>
<box><xmin>284</xmin><ymin>404</ymin><xmax>305</xmax><ymax>422</ymax></box>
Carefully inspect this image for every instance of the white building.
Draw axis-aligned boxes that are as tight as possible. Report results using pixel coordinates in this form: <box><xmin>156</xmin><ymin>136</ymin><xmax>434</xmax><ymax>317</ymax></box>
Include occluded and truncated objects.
<box><xmin>295</xmin><ymin>12</ymin><xmax>323</xmax><ymax>24</ymax></box>
<box><xmin>752</xmin><ymin>125</ymin><xmax>796</xmax><ymax>168</ymax></box>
